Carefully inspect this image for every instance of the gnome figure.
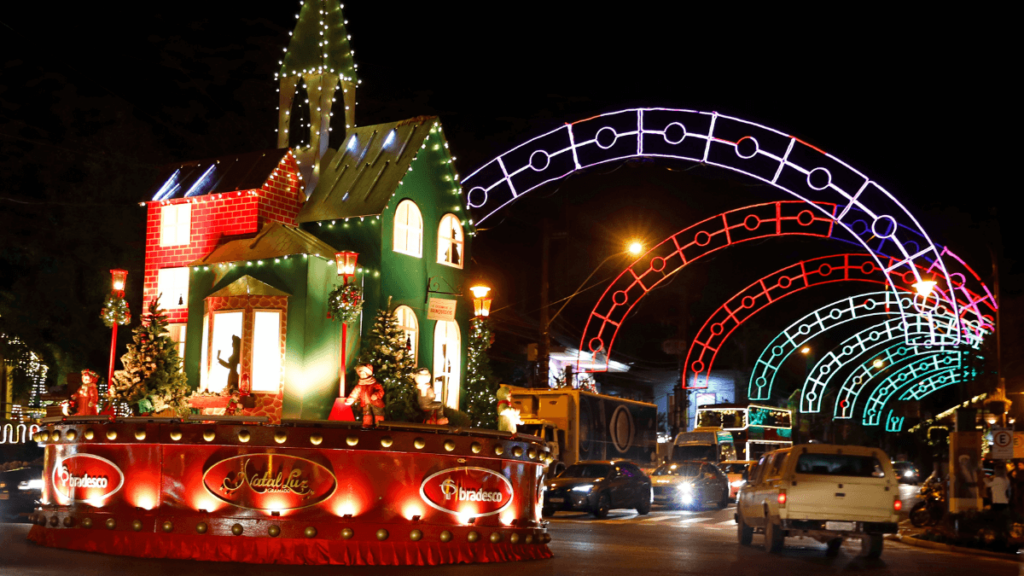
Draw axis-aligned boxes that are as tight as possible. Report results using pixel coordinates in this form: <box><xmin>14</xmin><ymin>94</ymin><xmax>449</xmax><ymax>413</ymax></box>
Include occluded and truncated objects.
<box><xmin>345</xmin><ymin>363</ymin><xmax>386</xmax><ymax>427</ymax></box>
<box><xmin>497</xmin><ymin>384</ymin><xmax>521</xmax><ymax>434</ymax></box>
<box><xmin>71</xmin><ymin>370</ymin><xmax>100</xmax><ymax>416</ymax></box>
<box><xmin>414</xmin><ymin>368</ymin><xmax>448</xmax><ymax>425</ymax></box>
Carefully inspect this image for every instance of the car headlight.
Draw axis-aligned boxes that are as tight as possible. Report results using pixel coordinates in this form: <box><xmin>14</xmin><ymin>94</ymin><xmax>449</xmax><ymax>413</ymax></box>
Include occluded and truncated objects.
<box><xmin>18</xmin><ymin>478</ymin><xmax>44</xmax><ymax>491</ymax></box>
<box><xmin>730</xmin><ymin>480</ymin><xmax>746</xmax><ymax>488</ymax></box>
<box><xmin>571</xmin><ymin>484</ymin><xmax>594</xmax><ymax>492</ymax></box>
<box><xmin>677</xmin><ymin>482</ymin><xmax>694</xmax><ymax>493</ymax></box>
<box><xmin>903</xmin><ymin>471</ymin><xmax>914</xmax><ymax>478</ymax></box>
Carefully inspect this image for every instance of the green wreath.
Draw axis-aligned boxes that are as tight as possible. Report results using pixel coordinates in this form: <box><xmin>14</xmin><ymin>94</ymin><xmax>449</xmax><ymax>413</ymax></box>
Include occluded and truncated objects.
<box><xmin>327</xmin><ymin>284</ymin><xmax>363</xmax><ymax>323</ymax></box>
<box><xmin>101</xmin><ymin>294</ymin><xmax>132</xmax><ymax>327</ymax></box>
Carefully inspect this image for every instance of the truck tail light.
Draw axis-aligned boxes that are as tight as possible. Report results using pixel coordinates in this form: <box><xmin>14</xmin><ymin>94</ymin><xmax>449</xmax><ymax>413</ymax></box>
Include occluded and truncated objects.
<box><xmin>777</xmin><ymin>490</ymin><xmax>787</xmax><ymax>507</ymax></box>
<box><xmin>894</xmin><ymin>497</ymin><xmax>902</xmax><ymax>512</ymax></box>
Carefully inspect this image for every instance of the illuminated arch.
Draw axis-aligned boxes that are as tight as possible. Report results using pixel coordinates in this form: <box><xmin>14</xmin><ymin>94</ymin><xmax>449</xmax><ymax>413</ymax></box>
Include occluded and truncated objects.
<box><xmin>686</xmin><ymin>253</ymin><xmax>993</xmax><ymax>390</ymax></box>
<box><xmin>464</xmin><ymin>108</ymin><xmax>961</xmax><ymax>345</ymax></box>
<box><xmin>801</xmin><ymin>314</ymin><xmax>969</xmax><ymax>413</ymax></box>
<box><xmin>751</xmin><ymin>291</ymin><xmax>918</xmax><ymax>401</ymax></box>
<box><xmin>861</xmin><ymin>354</ymin><xmax>966</xmax><ymax>426</ymax></box>
<box><xmin>835</xmin><ymin>349</ymin><xmax>960</xmax><ymax>419</ymax></box>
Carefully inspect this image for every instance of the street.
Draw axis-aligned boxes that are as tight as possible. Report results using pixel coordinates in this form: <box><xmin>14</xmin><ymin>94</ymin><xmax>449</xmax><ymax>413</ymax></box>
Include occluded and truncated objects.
<box><xmin>3</xmin><ymin>486</ymin><xmax>1019</xmax><ymax>576</ymax></box>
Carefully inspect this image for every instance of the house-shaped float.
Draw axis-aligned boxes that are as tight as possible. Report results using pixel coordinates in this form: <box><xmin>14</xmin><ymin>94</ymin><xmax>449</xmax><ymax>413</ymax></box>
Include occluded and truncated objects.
<box><xmin>140</xmin><ymin>0</ymin><xmax>472</xmax><ymax>423</ymax></box>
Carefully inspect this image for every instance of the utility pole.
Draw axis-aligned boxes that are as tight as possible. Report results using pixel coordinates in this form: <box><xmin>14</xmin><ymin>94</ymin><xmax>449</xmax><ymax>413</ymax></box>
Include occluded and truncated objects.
<box><xmin>538</xmin><ymin>218</ymin><xmax>551</xmax><ymax>389</ymax></box>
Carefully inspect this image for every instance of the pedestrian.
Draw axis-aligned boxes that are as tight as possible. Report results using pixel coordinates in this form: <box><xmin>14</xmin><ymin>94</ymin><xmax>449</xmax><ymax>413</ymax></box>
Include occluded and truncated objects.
<box><xmin>984</xmin><ymin>466</ymin><xmax>1010</xmax><ymax>513</ymax></box>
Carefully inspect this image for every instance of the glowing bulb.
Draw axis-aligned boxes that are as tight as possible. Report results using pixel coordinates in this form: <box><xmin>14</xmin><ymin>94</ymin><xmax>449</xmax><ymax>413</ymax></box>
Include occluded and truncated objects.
<box><xmin>873</xmin><ymin>359</ymin><xmax>884</xmax><ymax>369</ymax></box>
<box><xmin>627</xmin><ymin>241</ymin><xmax>644</xmax><ymax>255</ymax></box>
<box><xmin>800</xmin><ymin>347</ymin><xmax>811</xmax><ymax>355</ymax></box>
<box><xmin>913</xmin><ymin>279</ymin><xmax>937</xmax><ymax>298</ymax></box>
<box><xmin>469</xmin><ymin>286</ymin><xmax>491</xmax><ymax>298</ymax></box>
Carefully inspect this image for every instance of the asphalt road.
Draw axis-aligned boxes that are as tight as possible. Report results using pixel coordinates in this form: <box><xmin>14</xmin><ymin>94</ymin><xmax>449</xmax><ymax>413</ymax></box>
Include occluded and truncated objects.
<box><xmin>1</xmin><ymin>487</ymin><xmax>1018</xmax><ymax>575</ymax></box>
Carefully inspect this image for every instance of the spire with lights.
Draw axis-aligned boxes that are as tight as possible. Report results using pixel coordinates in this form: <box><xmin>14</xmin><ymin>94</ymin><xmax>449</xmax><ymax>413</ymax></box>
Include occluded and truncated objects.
<box><xmin>277</xmin><ymin>0</ymin><xmax>359</xmax><ymax>190</ymax></box>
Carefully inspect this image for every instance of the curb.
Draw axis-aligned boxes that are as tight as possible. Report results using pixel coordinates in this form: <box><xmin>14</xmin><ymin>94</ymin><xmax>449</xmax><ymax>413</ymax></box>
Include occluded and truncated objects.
<box><xmin>891</xmin><ymin>533</ymin><xmax>1021</xmax><ymax>562</ymax></box>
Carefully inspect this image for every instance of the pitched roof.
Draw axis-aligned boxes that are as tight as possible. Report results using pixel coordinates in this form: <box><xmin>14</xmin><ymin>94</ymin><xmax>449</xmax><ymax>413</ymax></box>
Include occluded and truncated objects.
<box><xmin>280</xmin><ymin>0</ymin><xmax>356</xmax><ymax>82</ymax></box>
<box><xmin>147</xmin><ymin>149</ymin><xmax>290</xmax><ymax>202</ymax></box>
<box><xmin>208</xmin><ymin>276</ymin><xmax>290</xmax><ymax>298</ymax></box>
<box><xmin>296</xmin><ymin>116</ymin><xmax>437</xmax><ymax>223</ymax></box>
<box><xmin>192</xmin><ymin>222</ymin><xmax>338</xmax><ymax>265</ymax></box>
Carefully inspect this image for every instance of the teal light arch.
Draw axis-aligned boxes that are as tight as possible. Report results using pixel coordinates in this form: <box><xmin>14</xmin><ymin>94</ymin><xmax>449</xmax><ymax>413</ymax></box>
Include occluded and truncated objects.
<box><xmin>835</xmin><ymin>346</ymin><xmax>948</xmax><ymax>419</ymax></box>
<box><xmin>862</xmin><ymin>354</ymin><xmax>966</xmax><ymax>425</ymax></box>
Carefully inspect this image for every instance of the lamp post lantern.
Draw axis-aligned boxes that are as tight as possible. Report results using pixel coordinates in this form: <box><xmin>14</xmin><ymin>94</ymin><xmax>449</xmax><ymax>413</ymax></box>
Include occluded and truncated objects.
<box><xmin>107</xmin><ymin>269</ymin><xmax>128</xmax><ymax>386</ymax></box>
<box><xmin>470</xmin><ymin>285</ymin><xmax>492</xmax><ymax>318</ymax></box>
<box><xmin>335</xmin><ymin>251</ymin><xmax>359</xmax><ymax>396</ymax></box>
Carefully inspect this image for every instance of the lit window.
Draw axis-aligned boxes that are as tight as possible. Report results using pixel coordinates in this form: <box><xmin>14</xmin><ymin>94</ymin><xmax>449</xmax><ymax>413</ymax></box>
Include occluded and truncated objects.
<box><xmin>199</xmin><ymin>313</ymin><xmax>210</xmax><ymax>391</ymax></box>
<box><xmin>395</xmin><ymin>305</ymin><xmax>419</xmax><ymax>361</ymax></box>
<box><xmin>167</xmin><ymin>323</ymin><xmax>187</xmax><ymax>362</ymax></box>
<box><xmin>157</xmin><ymin>267</ymin><xmax>190</xmax><ymax>309</ymax></box>
<box><xmin>437</xmin><ymin>214</ymin><xmax>464</xmax><ymax>269</ymax></box>
<box><xmin>206</xmin><ymin>311</ymin><xmax>243</xmax><ymax>394</ymax></box>
<box><xmin>393</xmin><ymin>199</ymin><xmax>423</xmax><ymax>257</ymax></box>
<box><xmin>251</xmin><ymin>311</ymin><xmax>282</xmax><ymax>393</ymax></box>
<box><xmin>433</xmin><ymin>320</ymin><xmax>461</xmax><ymax>409</ymax></box>
<box><xmin>159</xmin><ymin>203</ymin><xmax>192</xmax><ymax>247</ymax></box>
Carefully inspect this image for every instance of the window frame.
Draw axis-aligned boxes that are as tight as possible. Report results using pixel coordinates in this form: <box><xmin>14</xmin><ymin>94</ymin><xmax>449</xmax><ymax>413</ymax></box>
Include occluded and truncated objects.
<box><xmin>432</xmin><ymin>319</ymin><xmax>462</xmax><ymax>409</ymax></box>
<box><xmin>157</xmin><ymin>267</ymin><xmax>190</xmax><ymax>309</ymax></box>
<box><xmin>393</xmin><ymin>199</ymin><xmax>423</xmax><ymax>258</ymax></box>
<box><xmin>159</xmin><ymin>203</ymin><xmax>192</xmax><ymax>247</ymax></box>
<box><xmin>436</xmin><ymin>213</ymin><xmax>465</xmax><ymax>269</ymax></box>
<box><xmin>394</xmin><ymin>305</ymin><xmax>419</xmax><ymax>361</ymax></box>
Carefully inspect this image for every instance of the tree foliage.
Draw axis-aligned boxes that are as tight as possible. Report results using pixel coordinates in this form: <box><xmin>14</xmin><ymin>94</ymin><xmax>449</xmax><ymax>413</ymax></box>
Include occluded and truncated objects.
<box><xmin>357</xmin><ymin>307</ymin><xmax>418</xmax><ymax>422</ymax></box>
<box><xmin>464</xmin><ymin>318</ymin><xmax>499</xmax><ymax>428</ymax></box>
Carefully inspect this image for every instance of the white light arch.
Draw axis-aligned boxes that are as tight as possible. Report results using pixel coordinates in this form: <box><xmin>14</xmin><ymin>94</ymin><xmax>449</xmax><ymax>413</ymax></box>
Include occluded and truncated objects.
<box><xmin>462</xmin><ymin>108</ymin><xmax>961</xmax><ymax>345</ymax></box>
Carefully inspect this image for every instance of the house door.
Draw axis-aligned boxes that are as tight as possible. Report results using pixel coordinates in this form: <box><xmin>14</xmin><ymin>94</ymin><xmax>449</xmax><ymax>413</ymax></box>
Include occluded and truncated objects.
<box><xmin>432</xmin><ymin>320</ymin><xmax>461</xmax><ymax>409</ymax></box>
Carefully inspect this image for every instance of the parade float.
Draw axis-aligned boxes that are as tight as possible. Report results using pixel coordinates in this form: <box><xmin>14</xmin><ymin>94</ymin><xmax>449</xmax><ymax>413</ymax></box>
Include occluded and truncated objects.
<box><xmin>26</xmin><ymin>0</ymin><xmax>551</xmax><ymax>565</ymax></box>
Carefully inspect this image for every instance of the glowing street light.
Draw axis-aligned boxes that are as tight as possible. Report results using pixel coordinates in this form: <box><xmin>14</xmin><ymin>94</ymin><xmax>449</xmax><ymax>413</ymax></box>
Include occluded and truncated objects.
<box><xmin>873</xmin><ymin>359</ymin><xmax>884</xmax><ymax>369</ymax></box>
<box><xmin>800</xmin><ymin>346</ymin><xmax>811</xmax><ymax>355</ymax></box>
<box><xmin>628</xmin><ymin>241</ymin><xmax>644</xmax><ymax>256</ymax></box>
<box><xmin>913</xmin><ymin>279</ymin><xmax>937</xmax><ymax>298</ymax></box>
<box><xmin>470</xmin><ymin>285</ymin><xmax>492</xmax><ymax>318</ymax></box>
<box><xmin>334</xmin><ymin>251</ymin><xmax>359</xmax><ymax>396</ymax></box>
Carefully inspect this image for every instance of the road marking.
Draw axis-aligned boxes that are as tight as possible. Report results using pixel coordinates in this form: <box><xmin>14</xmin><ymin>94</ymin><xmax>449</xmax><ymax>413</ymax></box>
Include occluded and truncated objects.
<box><xmin>717</xmin><ymin>520</ymin><xmax>737</xmax><ymax>525</ymax></box>
<box><xmin>678</xmin><ymin>517</ymin><xmax>707</xmax><ymax>524</ymax></box>
<box><xmin>643</xmin><ymin>515</ymin><xmax>679</xmax><ymax>522</ymax></box>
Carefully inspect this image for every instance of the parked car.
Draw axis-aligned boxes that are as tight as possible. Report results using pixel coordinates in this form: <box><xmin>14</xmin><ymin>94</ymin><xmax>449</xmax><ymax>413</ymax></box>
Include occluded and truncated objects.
<box><xmin>720</xmin><ymin>460</ymin><xmax>756</xmax><ymax>500</ymax></box>
<box><xmin>891</xmin><ymin>461</ymin><xmax>919</xmax><ymax>484</ymax></box>
<box><xmin>736</xmin><ymin>444</ymin><xmax>900</xmax><ymax>558</ymax></box>
<box><xmin>651</xmin><ymin>460</ymin><xmax>729</xmax><ymax>510</ymax></box>
<box><xmin>542</xmin><ymin>460</ymin><xmax>652</xmax><ymax>519</ymax></box>
<box><xmin>0</xmin><ymin>465</ymin><xmax>43</xmax><ymax>523</ymax></box>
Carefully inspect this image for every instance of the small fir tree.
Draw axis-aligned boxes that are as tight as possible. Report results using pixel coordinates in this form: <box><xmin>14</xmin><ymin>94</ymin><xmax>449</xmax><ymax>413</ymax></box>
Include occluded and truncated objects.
<box><xmin>109</xmin><ymin>296</ymin><xmax>191</xmax><ymax>416</ymax></box>
<box><xmin>357</xmin><ymin>306</ymin><xmax>419</xmax><ymax>422</ymax></box>
<box><xmin>464</xmin><ymin>318</ymin><xmax>499</xmax><ymax>428</ymax></box>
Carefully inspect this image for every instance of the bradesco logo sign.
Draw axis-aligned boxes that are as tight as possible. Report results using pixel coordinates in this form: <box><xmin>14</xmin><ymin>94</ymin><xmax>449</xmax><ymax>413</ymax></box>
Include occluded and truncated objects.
<box><xmin>420</xmin><ymin>467</ymin><xmax>514</xmax><ymax>517</ymax></box>
<box><xmin>203</xmin><ymin>453</ymin><xmax>337</xmax><ymax>511</ymax></box>
<box><xmin>53</xmin><ymin>454</ymin><xmax>125</xmax><ymax>503</ymax></box>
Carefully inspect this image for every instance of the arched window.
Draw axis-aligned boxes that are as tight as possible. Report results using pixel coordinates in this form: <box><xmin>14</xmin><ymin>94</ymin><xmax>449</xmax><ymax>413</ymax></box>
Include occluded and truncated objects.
<box><xmin>394</xmin><ymin>305</ymin><xmax>419</xmax><ymax>361</ymax></box>
<box><xmin>393</xmin><ymin>200</ymin><xmax>423</xmax><ymax>257</ymax></box>
<box><xmin>437</xmin><ymin>214</ymin><xmax>464</xmax><ymax>269</ymax></box>
<box><xmin>433</xmin><ymin>320</ymin><xmax>461</xmax><ymax>409</ymax></box>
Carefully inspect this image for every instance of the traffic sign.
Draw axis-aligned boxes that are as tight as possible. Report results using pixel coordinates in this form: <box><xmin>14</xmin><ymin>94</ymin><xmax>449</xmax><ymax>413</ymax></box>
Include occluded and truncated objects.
<box><xmin>992</xmin><ymin>429</ymin><xmax>1014</xmax><ymax>460</ymax></box>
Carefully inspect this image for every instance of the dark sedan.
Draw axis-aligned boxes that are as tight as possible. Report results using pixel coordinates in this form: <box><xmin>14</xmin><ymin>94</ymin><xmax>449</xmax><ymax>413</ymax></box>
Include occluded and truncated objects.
<box><xmin>650</xmin><ymin>461</ymin><xmax>729</xmax><ymax>510</ymax></box>
<box><xmin>0</xmin><ymin>465</ymin><xmax>43</xmax><ymax>523</ymax></box>
<box><xmin>542</xmin><ymin>460</ymin><xmax>652</xmax><ymax>519</ymax></box>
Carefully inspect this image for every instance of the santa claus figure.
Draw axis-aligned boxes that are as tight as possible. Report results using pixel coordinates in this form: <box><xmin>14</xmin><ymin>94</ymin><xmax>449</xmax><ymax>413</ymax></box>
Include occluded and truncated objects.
<box><xmin>71</xmin><ymin>370</ymin><xmax>100</xmax><ymax>416</ymax></box>
<box><xmin>497</xmin><ymin>384</ymin><xmax>521</xmax><ymax>434</ymax></box>
<box><xmin>345</xmin><ymin>363</ymin><xmax>386</xmax><ymax>427</ymax></box>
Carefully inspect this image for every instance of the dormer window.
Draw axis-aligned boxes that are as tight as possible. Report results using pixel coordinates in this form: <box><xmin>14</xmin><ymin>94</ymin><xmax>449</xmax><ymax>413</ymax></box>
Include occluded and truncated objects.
<box><xmin>394</xmin><ymin>199</ymin><xmax>423</xmax><ymax>258</ymax></box>
<box><xmin>437</xmin><ymin>213</ymin><xmax>464</xmax><ymax>269</ymax></box>
<box><xmin>159</xmin><ymin>203</ymin><xmax>192</xmax><ymax>247</ymax></box>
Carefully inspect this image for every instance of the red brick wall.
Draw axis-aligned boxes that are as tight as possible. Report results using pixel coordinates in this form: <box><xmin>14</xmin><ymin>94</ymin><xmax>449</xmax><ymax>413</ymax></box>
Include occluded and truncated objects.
<box><xmin>142</xmin><ymin>152</ymin><xmax>304</xmax><ymax>325</ymax></box>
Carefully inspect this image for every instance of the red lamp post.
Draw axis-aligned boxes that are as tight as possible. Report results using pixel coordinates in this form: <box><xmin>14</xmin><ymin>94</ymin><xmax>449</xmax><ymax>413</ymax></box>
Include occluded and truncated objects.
<box><xmin>335</xmin><ymin>251</ymin><xmax>359</xmax><ymax>396</ymax></box>
<box><xmin>108</xmin><ymin>269</ymin><xmax>128</xmax><ymax>386</ymax></box>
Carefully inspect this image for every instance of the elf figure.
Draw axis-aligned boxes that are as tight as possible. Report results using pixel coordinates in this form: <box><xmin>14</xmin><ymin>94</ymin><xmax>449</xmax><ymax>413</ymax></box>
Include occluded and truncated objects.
<box><xmin>345</xmin><ymin>363</ymin><xmax>386</xmax><ymax>427</ymax></box>
<box><xmin>414</xmin><ymin>368</ymin><xmax>448</xmax><ymax>425</ymax></box>
<box><xmin>71</xmin><ymin>370</ymin><xmax>100</xmax><ymax>416</ymax></box>
<box><xmin>497</xmin><ymin>384</ymin><xmax>521</xmax><ymax>434</ymax></box>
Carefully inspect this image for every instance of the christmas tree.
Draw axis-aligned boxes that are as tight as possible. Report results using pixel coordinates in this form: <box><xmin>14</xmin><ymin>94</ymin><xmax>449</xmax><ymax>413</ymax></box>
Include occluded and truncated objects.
<box><xmin>357</xmin><ymin>306</ymin><xmax>419</xmax><ymax>422</ymax></box>
<box><xmin>464</xmin><ymin>318</ymin><xmax>499</xmax><ymax>428</ymax></box>
<box><xmin>108</xmin><ymin>296</ymin><xmax>191</xmax><ymax>416</ymax></box>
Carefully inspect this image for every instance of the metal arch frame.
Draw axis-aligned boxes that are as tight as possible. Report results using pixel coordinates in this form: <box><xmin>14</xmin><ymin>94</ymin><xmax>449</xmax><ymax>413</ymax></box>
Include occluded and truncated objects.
<box><xmin>885</xmin><ymin>410</ymin><xmax>906</xmax><ymax>433</ymax></box>
<box><xmin>836</xmin><ymin>349</ymin><xmax>961</xmax><ymax>419</ymax></box>
<box><xmin>462</xmin><ymin>108</ymin><xmax>961</xmax><ymax>345</ymax></box>
<box><xmin>862</xmin><ymin>355</ymin><xmax>966</xmax><ymax>426</ymax></box>
<box><xmin>800</xmin><ymin>314</ymin><xmax>967</xmax><ymax>413</ymax></box>
<box><xmin>687</xmin><ymin>253</ymin><xmax>992</xmax><ymax>390</ymax></box>
<box><xmin>751</xmin><ymin>291</ymin><xmax>916</xmax><ymax>402</ymax></box>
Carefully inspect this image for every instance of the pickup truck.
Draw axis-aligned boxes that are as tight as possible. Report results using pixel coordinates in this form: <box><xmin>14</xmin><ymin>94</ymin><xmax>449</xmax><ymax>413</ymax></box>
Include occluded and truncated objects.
<box><xmin>735</xmin><ymin>444</ymin><xmax>900</xmax><ymax>558</ymax></box>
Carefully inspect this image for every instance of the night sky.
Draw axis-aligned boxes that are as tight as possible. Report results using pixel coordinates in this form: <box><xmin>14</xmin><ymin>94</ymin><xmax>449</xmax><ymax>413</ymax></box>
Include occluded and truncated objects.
<box><xmin>1</xmin><ymin>2</ymin><xmax>1018</xmax><ymax>397</ymax></box>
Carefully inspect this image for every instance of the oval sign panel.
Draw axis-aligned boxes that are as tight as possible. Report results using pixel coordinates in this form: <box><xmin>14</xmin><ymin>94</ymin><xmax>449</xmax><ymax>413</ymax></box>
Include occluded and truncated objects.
<box><xmin>203</xmin><ymin>453</ymin><xmax>337</xmax><ymax>511</ymax></box>
<box><xmin>53</xmin><ymin>454</ymin><xmax>125</xmax><ymax>503</ymax></box>
<box><xmin>420</xmin><ymin>467</ymin><xmax>514</xmax><ymax>517</ymax></box>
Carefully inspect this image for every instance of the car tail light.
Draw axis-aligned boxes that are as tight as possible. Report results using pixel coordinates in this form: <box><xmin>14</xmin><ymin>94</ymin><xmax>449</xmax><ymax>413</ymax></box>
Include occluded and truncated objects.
<box><xmin>777</xmin><ymin>490</ymin><xmax>787</xmax><ymax>507</ymax></box>
<box><xmin>894</xmin><ymin>498</ymin><xmax>902</xmax><ymax>512</ymax></box>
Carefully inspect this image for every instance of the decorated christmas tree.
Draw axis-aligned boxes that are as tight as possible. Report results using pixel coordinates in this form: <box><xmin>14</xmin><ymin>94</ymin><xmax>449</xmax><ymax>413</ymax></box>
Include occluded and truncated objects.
<box><xmin>108</xmin><ymin>296</ymin><xmax>191</xmax><ymax>416</ymax></box>
<box><xmin>357</xmin><ymin>306</ymin><xmax>419</xmax><ymax>422</ymax></box>
<box><xmin>464</xmin><ymin>318</ymin><xmax>499</xmax><ymax>428</ymax></box>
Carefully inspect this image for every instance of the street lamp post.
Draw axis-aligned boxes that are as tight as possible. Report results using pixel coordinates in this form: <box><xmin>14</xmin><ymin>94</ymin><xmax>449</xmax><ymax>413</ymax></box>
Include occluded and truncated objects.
<box><xmin>107</xmin><ymin>269</ymin><xmax>128</xmax><ymax>387</ymax></box>
<box><xmin>470</xmin><ymin>285</ymin><xmax>492</xmax><ymax>319</ymax></box>
<box><xmin>335</xmin><ymin>251</ymin><xmax>358</xmax><ymax>396</ymax></box>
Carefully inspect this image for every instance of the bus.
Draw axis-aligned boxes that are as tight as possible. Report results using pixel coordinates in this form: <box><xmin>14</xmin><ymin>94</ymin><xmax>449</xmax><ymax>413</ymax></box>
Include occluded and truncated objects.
<box><xmin>670</xmin><ymin>427</ymin><xmax>738</xmax><ymax>464</ymax></box>
<box><xmin>695</xmin><ymin>403</ymin><xmax>792</xmax><ymax>461</ymax></box>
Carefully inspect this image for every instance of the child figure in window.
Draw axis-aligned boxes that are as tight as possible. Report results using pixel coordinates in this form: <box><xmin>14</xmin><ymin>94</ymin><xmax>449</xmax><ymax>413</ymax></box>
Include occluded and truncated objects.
<box><xmin>345</xmin><ymin>363</ymin><xmax>385</xmax><ymax>427</ymax></box>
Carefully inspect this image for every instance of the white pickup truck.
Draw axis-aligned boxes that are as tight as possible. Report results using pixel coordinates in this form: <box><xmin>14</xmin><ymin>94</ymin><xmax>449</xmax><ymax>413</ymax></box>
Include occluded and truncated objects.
<box><xmin>735</xmin><ymin>443</ymin><xmax>901</xmax><ymax>558</ymax></box>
